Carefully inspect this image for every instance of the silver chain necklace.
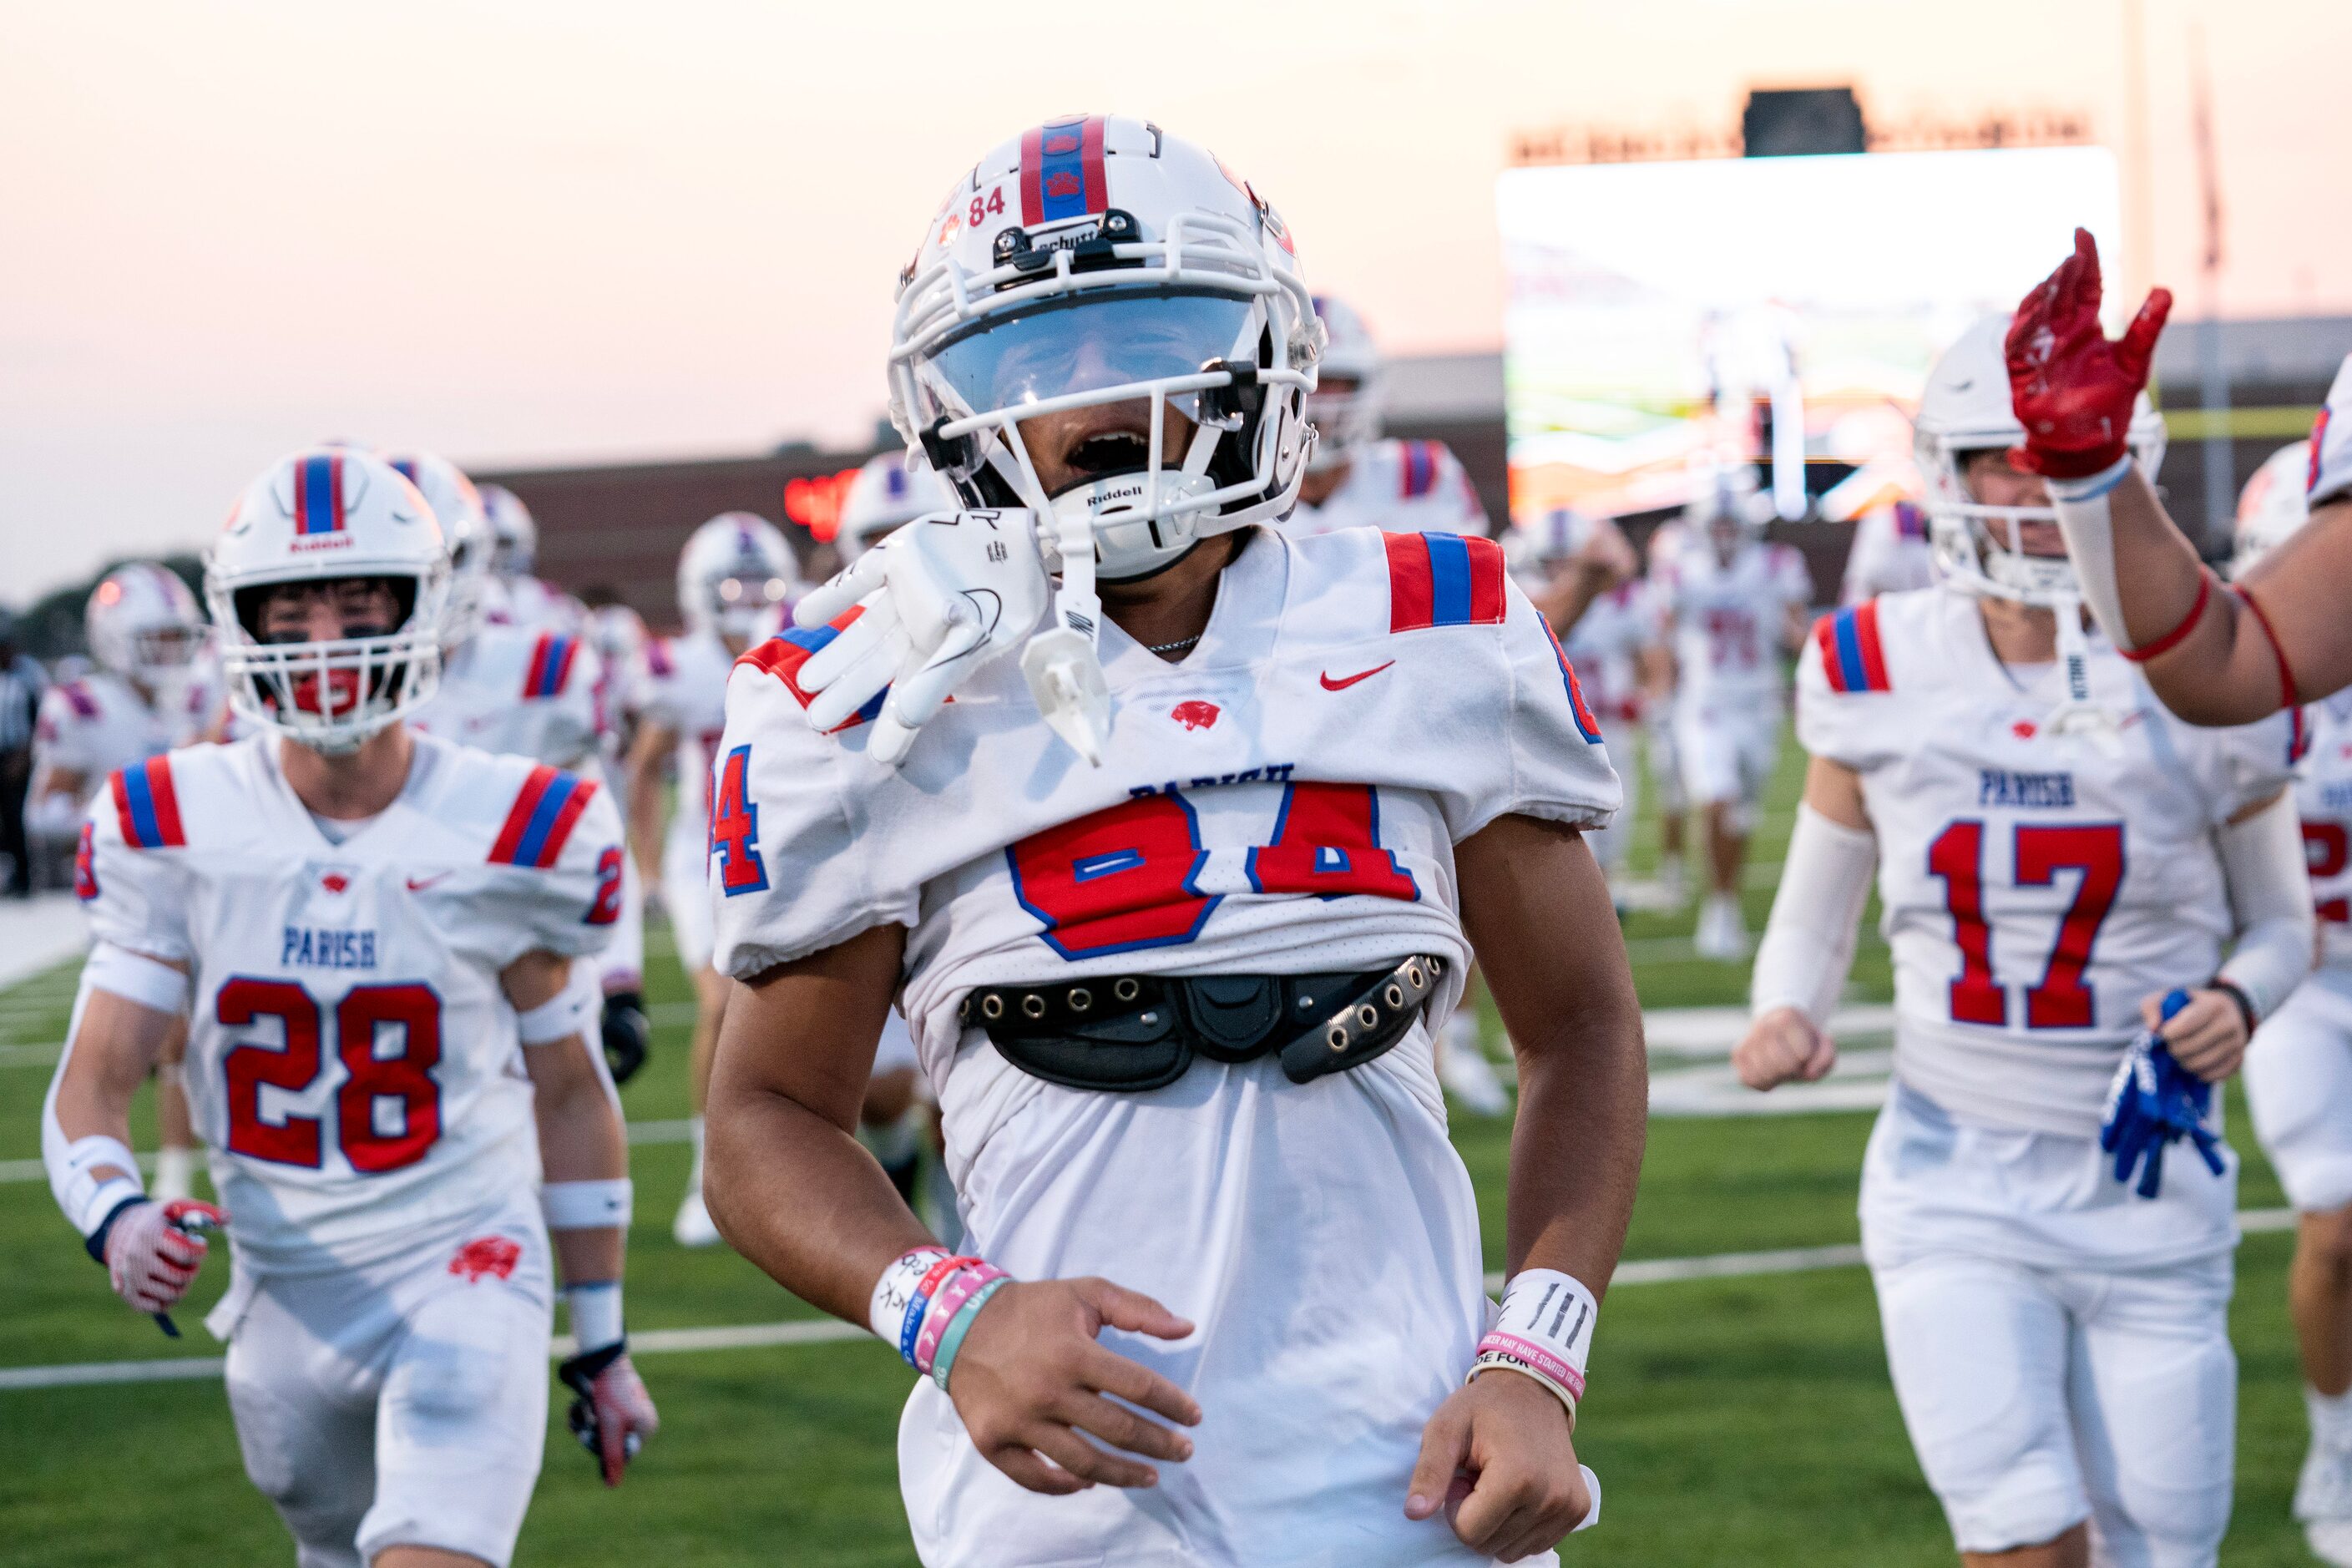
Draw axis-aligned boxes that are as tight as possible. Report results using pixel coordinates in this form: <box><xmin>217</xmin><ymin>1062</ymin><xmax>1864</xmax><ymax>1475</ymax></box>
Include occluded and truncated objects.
<box><xmin>1146</xmin><ymin>633</ymin><xmax>1202</xmax><ymax>655</ymax></box>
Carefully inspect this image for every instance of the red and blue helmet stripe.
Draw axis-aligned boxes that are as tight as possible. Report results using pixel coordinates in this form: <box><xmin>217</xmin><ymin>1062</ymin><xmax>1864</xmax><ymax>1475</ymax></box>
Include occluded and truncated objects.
<box><xmin>488</xmin><ymin>764</ymin><xmax>599</xmax><ymax>869</ymax></box>
<box><xmin>291</xmin><ymin>452</ymin><xmax>348</xmax><ymax>535</ymax></box>
<box><xmin>524</xmin><ymin>632</ymin><xmax>579</xmax><ymax>699</ymax></box>
<box><xmin>1385</xmin><ymin>531</ymin><xmax>1507</xmax><ymax>633</ymax></box>
<box><xmin>109</xmin><ymin>756</ymin><xmax>186</xmax><ymax>850</ymax></box>
<box><xmin>1815</xmin><ymin>601</ymin><xmax>1893</xmax><ymax>694</ymax></box>
<box><xmin>1019</xmin><ymin>116</ymin><xmax>1107</xmax><ymax>226</ymax></box>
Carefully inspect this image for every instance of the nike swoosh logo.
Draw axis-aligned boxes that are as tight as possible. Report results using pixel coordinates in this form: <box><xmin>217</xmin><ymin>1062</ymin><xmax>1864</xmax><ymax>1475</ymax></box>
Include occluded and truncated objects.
<box><xmin>405</xmin><ymin>873</ymin><xmax>450</xmax><ymax>893</ymax></box>
<box><xmin>1320</xmin><ymin>661</ymin><xmax>1395</xmax><ymax>691</ymax></box>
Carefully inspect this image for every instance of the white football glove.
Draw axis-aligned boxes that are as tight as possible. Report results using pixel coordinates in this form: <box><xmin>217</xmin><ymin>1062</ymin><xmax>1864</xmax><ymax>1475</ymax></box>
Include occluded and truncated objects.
<box><xmin>559</xmin><ymin>1341</ymin><xmax>660</xmax><ymax>1487</ymax></box>
<box><xmin>792</xmin><ymin>509</ymin><xmax>1054</xmax><ymax>767</ymax></box>
<box><xmin>100</xmin><ymin>1197</ymin><xmax>225</xmax><ymax>1317</ymax></box>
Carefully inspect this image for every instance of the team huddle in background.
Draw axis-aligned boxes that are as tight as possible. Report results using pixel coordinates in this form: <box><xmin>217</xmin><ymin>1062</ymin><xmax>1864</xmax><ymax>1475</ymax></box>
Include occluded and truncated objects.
<box><xmin>27</xmin><ymin>110</ymin><xmax>2352</xmax><ymax>1568</ymax></box>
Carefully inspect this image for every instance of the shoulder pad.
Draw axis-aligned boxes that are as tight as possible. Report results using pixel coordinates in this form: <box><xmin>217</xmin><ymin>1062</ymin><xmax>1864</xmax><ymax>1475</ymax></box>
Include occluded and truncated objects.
<box><xmin>736</xmin><ymin>616</ymin><xmax>882</xmax><ymax>733</ymax></box>
<box><xmin>487</xmin><ymin>762</ymin><xmax>601</xmax><ymax>868</ymax></box>
<box><xmin>105</xmin><ymin>756</ymin><xmax>187</xmax><ymax>849</ymax></box>
<box><xmin>1811</xmin><ymin>599</ymin><xmax>1894</xmax><ymax>694</ymax></box>
<box><xmin>1383</xmin><ymin>530</ymin><xmax>1508</xmax><ymax>632</ymax></box>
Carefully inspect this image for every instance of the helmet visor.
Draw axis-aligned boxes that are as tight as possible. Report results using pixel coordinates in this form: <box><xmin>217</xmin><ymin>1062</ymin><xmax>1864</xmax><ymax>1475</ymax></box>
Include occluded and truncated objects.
<box><xmin>926</xmin><ymin>289</ymin><xmax>1256</xmax><ymax>419</ymax></box>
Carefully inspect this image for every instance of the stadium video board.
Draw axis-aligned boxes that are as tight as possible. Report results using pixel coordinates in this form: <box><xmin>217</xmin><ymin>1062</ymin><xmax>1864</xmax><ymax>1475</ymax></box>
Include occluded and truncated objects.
<box><xmin>1496</xmin><ymin>146</ymin><xmax>2123</xmax><ymax>525</ymax></box>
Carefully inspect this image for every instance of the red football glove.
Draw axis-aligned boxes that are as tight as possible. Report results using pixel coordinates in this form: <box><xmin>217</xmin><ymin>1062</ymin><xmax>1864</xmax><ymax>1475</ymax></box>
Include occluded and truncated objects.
<box><xmin>2004</xmin><ymin>228</ymin><xmax>2172</xmax><ymax>479</ymax></box>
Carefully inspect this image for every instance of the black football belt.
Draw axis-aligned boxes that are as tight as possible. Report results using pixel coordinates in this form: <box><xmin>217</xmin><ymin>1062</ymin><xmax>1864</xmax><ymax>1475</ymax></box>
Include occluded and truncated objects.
<box><xmin>961</xmin><ymin>953</ymin><xmax>1446</xmax><ymax>1093</ymax></box>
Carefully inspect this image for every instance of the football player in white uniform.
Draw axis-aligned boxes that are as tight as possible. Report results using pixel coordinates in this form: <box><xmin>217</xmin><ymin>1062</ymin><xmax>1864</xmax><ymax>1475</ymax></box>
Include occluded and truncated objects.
<box><xmin>1282</xmin><ymin>293</ymin><xmax>1491</xmax><ymax>541</ymax></box>
<box><xmin>30</xmin><ymin>563</ymin><xmax>227</xmax><ymax>1202</ymax></box>
<box><xmin>702</xmin><ymin>115</ymin><xmax>1641</xmax><ymax>1568</ymax></box>
<box><xmin>42</xmin><ymin>448</ymin><xmax>655</xmax><ymax>1568</ymax></box>
<box><xmin>1651</xmin><ymin>470</ymin><xmax>1814</xmax><ymax>959</ymax></box>
<box><xmin>1733</xmin><ymin>323</ymin><xmax>2314</xmax><ymax>1568</ymax></box>
<box><xmin>2228</xmin><ymin>442</ymin><xmax>2352</xmax><ymax>1564</ymax></box>
<box><xmin>477</xmin><ymin>483</ymin><xmax>580</xmax><ymax>635</ymax></box>
<box><xmin>838</xmin><ymin>449</ymin><xmax>953</xmax><ymax>560</ymax></box>
<box><xmin>625</xmin><ymin>512</ymin><xmax>802</xmax><ymax>1247</ymax></box>
<box><xmin>403</xmin><ymin>453</ymin><xmax>648</xmax><ymax>1086</ymax></box>
<box><xmin>1840</xmin><ymin>497</ymin><xmax>1937</xmax><ymax>604</ymax></box>
<box><xmin>1638</xmin><ymin>518</ymin><xmax>1691</xmax><ymax>903</ymax></box>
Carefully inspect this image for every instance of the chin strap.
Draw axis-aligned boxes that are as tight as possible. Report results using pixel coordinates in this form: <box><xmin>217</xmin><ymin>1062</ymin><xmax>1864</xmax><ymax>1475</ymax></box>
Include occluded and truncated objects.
<box><xmin>1022</xmin><ymin>505</ymin><xmax>1112</xmax><ymax>766</ymax></box>
<box><xmin>2044</xmin><ymin>593</ymin><xmax>2124</xmax><ymax>756</ymax></box>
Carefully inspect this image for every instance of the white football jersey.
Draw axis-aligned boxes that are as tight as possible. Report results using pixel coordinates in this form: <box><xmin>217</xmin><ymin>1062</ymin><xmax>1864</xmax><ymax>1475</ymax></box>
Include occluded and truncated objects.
<box><xmin>1560</xmin><ymin>579</ymin><xmax>1655</xmax><ymax>727</ymax></box>
<box><xmin>77</xmin><ymin>733</ymin><xmax>624</xmax><ymax>1274</ymax></box>
<box><xmin>1655</xmin><ymin>534</ymin><xmax>1813</xmax><ymax>706</ymax></box>
<box><xmin>1839</xmin><ymin>500</ymin><xmax>1936</xmax><ymax>605</ymax></box>
<box><xmin>2310</xmin><ymin>354</ymin><xmax>2352</xmax><ymax>506</ymax></box>
<box><xmin>634</xmin><ymin>630</ymin><xmax>736</xmax><ymax>857</ymax></box>
<box><xmin>713</xmin><ymin>525</ymin><xmax>1614</xmax><ymax>1565</ymax></box>
<box><xmin>411</xmin><ymin>625</ymin><xmax>604</xmax><ymax>772</ymax></box>
<box><xmin>1282</xmin><ymin>438</ymin><xmax>1490</xmax><ymax>539</ymax></box>
<box><xmin>2296</xmin><ymin>691</ymin><xmax>2352</xmax><ymax>972</ymax></box>
<box><xmin>1801</xmin><ymin>588</ymin><xmax>2301</xmax><ymax>1140</ymax></box>
<box><xmin>33</xmin><ymin>667</ymin><xmax>224</xmax><ymax>799</ymax></box>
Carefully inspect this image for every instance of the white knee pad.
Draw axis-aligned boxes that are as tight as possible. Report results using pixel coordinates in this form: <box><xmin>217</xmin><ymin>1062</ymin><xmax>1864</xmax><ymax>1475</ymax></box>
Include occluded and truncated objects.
<box><xmin>2246</xmin><ymin>976</ymin><xmax>2352</xmax><ymax>1213</ymax></box>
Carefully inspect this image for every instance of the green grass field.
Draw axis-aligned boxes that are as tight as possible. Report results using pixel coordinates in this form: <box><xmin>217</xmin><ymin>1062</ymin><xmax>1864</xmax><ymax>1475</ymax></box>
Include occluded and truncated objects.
<box><xmin>0</xmin><ymin>734</ymin><xmax>2322</xmax><ymax>1565</ymax></box>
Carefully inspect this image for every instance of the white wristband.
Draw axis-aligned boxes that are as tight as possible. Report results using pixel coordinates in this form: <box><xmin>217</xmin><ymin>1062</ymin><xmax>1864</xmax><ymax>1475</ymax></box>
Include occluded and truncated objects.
<box><xmin>1476</xmin><ymin>1268</ymin><xmax>1598</xmax><ymax>1400</ymax></box>
<box><xmin>543</xmin><ymin>1178</ymin><xmax>632</xmax><ymax>1231</ymax></box>
<box><xmin>565</xmin><ymin>1282</ymin><xmax>624</xmax><ymax>1353</ymax></box>
<box><xmin>83</xmin><ymin>942</ymin><xmax>190</xmax><ymax>1015</ymax></box>
<box><xmin>516</xmin><ymin>962</ymin><xmax>599</xmax><ymax>1045</ymax></box>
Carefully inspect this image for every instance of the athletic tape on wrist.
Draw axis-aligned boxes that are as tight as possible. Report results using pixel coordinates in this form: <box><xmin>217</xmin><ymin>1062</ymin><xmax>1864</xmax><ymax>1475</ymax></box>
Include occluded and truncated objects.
<box><xmin>931</xmin><ymin>1276</ymin><xmax>1010</xmax><ymax>1393</ymax></box>
<box><xmin>83</xmin><ymin>942</ymin><xmax>190</xmax><ymax>1015</ymax></box>
<box><xmin>543</xmin><ymin>1178</ymin><xmax>632</xmax><ymax>1230</ymax></box>
<box><xmin>868</xmin><ymin>1245</ymin><xmax>953</xmax><ymax>1348</ymax></box>
<box><xmin>2045</xmin><ymin>461</ymin><xmax>2133</xmax><ymax>652</ymax></box>
<box><xmin>565</xmin><ymin>1281</ymin><xmax>625</xmax><ymax>1353</ymax></box>
<box><xmin>1476</xmin><ymin>1269</ymin><xmax>1597</xmax><ymax>1405</ymax></box>
<box><xmin>516</xmin><ymin>963</ymin><xmax>600</xmax><ymax>1045</ymax></box>
<box><xmin>2046</xmin><ymin>453</ymin><xmax>2134</xmax><ymax>503</ymax></box>
<box><xmin>58</xmin><ymin>1136</ymin><xmax>144</xmax><ymax>1237</ymax></box>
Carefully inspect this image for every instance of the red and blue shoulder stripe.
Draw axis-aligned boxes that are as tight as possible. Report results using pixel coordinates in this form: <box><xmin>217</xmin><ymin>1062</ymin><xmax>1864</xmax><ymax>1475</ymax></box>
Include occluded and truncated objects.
<box><xmin>1813</xmin><ymin>600</ymin><xmax>1893</xmax><ymax>694</ymax></box>
<box><xmin>61</xmin><ymin>681</ymin><xmax>99</xmax><ymax>720</ymax></box>
<box><xmin>2312</xmin><ymin>409</ymin><xmax>2333</xmax><ymax>497</ymax></box>
<box><xmin>1399</xmin><ymin>441</ymin><xmax>1442</xmax><ymax>500</ymax></box>
<box><xmin>523</xmin><ymin>631</ymin><xmax>579</xmax><ymax>699</ymax></box>
<box><xmin>1385</xmin><ymin>531</ymin><xmax>1507</xmax><ymax>633</ymax></box>
<box><xmin>488</xmin><ymin>764</ymin><xmax>599</xmax><ymax>869</ymax></box>
<box><xmin>109</xmin><ymin>756</ymin><xmax>185</xmax><ymax>849</ymax></box>
<box><xmin>1537</xmin><ymin>615</ymin><xmax>1604</xmax><ymax>742</ymax></box>
<box><xmin>738</xmin><ymin>610</ymin><xmax>885</xmax><ymax>732</ymax></box>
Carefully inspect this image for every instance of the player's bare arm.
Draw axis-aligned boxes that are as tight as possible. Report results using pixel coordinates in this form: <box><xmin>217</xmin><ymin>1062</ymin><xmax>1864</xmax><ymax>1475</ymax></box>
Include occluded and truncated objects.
<box><xmin>708</xmin><ymin>925</ymin><xmax>1201</xmax><ymax>1496</ymax></box>
<box><xmin>1528</xmin><ymin>518</ymin><xmax>1636</xmax><ymax>635</ymax></box>
<box><xmin>1737</xmin><ymin>755</ymin><xmax>1873</xmax><ymax>1092</ymax></box>
<box><xmin>623</xmin><ymin>718</ymin><xmax>675</xmax><ymax>906</ymax></box>
<box><xmin>1403</xmin><ymin>812</ymin><xmax>1641</xmax><ymax>1560</ymax></box>
<box><xmin>2006</xmin><ymin>229</ymin><xmax>2352</xmax><ymax>723</ymax></box>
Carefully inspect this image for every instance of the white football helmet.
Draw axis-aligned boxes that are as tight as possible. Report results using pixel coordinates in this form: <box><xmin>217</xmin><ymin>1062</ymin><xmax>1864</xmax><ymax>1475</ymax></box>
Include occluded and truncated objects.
<box><xmin>2233</xmin><ymin>439</ymin><xmax>2311</xmax><ymax>579</ymax></box>
<box><xmin>587</xmin><ymin>600</ymin><xmax>650</xmax><ymax>668</ymax></box>
<box><xmin>382</xmin><ymin>450</ymin><xmax>490</xmax><ymax>645</ymax></box>
<box><xmin>85</xmin><ymin>562</ymin><xmax>206</xmax><ymax>701</ymax></box>
<box><xmin>1685</xmin><ymin>463</ymin><xmax>1770</xmax><ymax>562</ymax></box>
<box><xmin>837</xmin><ymin>453</ymin><xmax>953</xmax><ymax>560</ymax></box>
<box><xmin>1305</xmin><ymin>294</ymin><xmax>1382</xmax><ymax>473</ymax></box>
<box><xmin>479</xmin><ymin>483</ymin><xmax>538</xmax><ymax>578</ymax></box>
<box><xmin>890</xmin><ymin>114</ymin><xmax>1322</xmax><ymax>583</ymax></box>
<box><xmin>678</xmin><ymin>513</ymin><xmax>800</xmax><ymax>646</ymax></box>
<box><xmin>1917</xmin><ymin>316</ymin><xmax>2166</xmax><ymax>606</ymax></box>
<box><xmin>204</xmin><ymin>448</ymin><xmax>450</xmax><ymax>753</ymax></box>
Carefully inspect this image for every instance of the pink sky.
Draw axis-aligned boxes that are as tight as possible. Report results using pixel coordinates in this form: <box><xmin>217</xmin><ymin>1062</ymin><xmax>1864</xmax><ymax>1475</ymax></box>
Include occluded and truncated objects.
<box><xmin>4</xmin><ymin>0</ymin><xmax>2344</xmax><ymax>599</ymax></box>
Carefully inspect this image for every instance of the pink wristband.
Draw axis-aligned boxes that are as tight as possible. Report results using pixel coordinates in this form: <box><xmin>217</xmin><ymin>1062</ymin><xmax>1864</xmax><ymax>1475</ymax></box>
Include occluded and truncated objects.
<box><xmin>913</xmin><ymin>1263</ymin><xmax>1006</xmax><ymax>1374</ymax></box>
<box><xmin>1477</xmin><ymin>1331</ymin><xmax>1588</xmax><ymax>1401</ymax></box>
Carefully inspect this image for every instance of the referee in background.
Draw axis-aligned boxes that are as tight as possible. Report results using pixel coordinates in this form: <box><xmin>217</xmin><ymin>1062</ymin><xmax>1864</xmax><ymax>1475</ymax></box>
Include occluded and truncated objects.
<box><xmin>0</xmin><ymin>610</ymin><xmax>47</xmax><ymax>898</ymax></box>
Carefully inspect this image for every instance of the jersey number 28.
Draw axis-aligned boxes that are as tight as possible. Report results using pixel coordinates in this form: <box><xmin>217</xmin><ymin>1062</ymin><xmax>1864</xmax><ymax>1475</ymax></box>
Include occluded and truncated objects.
<box><xmin>1927</xmin><ymin>820</ymin><xmax>2124</xmax><ymax>1029</ymax></box>
<box><xmin>219</xmin><ymin>979</ymin><xmax>442</xmax><ymax>1173</ymax></box>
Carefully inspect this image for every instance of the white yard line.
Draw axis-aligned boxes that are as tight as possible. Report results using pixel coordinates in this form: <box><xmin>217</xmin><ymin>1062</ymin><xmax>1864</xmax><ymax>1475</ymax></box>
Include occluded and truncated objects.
<box><xmin>0</xmin><ymin>1210</ymin><xmax>2301</xmax><ymax>1393</ymax></box>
